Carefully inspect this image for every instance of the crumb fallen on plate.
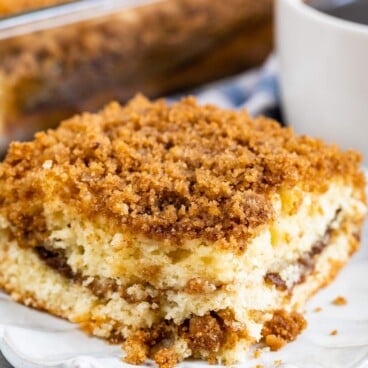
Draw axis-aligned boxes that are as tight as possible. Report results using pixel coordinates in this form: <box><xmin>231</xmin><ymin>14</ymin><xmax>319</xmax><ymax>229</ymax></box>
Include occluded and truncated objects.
<box><xmin>262</xmin><ymin>310</ymin><xmax>307</xmax><ymax>351</ymax></box>
<box><xmin>274</xmin><ymin>360</ymin><xmax>283</xmax><ymax>366</ymax></box>
<box><xmin>313</xmin><ymin>307</ymin><xmax>322</xmax><ymax>313</ymax></box>
<box><xmin>332</xmin><ymin>296</ymin><xmax>347</xmax><ymax>306</ymax></box>
<box><xmin>330</xmin><ymin>329</ymin><xmax>338</xmax><ymax>336</ymax></box>
<box><xmin>253</xmin><ymin>349</ymin><xmax>262</xmax><ymax>359</ymax></box>
<box><xmin>255</xmin><ymin>365</ymin><xmax>264</xmax><ymax>368</ymax></box>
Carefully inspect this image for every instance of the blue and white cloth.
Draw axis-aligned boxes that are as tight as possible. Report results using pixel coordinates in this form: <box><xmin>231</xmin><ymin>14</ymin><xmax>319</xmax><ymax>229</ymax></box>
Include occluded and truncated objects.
<box><xmin>171</xmin><ymin>55</ymin><xmax>279</xmax><ymax>118</ymax></box>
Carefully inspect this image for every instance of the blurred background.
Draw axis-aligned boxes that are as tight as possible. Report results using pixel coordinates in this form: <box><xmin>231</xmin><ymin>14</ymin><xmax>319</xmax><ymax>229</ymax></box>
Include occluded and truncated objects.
<box><xmin>0</xmin><ymin>0</ymin><xmax>274</xmax><ymax>154</ymax></box>
<box><xmin>1</xmin><ymin>0</ymin><xmax>368</xmax><ymax>156</ymax></box>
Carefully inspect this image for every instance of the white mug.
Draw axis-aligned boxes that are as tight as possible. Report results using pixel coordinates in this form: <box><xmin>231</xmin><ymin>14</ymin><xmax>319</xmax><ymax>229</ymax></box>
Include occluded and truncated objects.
<box><xmin>276</xmin><ymin>0</ymin><xmax>368</xmax><ymax>163</ymax></box>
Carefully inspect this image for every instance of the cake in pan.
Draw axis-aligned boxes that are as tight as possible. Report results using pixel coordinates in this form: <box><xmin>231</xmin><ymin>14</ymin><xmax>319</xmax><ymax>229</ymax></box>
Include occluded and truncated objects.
<box><xmin>0</xmin><ymin>0</ymin><xmax>70</xmax><ymax>16</ymax></box>
<box><xmin>0</xmin><ymin>0</ymin><xmax>273</xmax><ymax>154</ymax></box>
<box><xmin>0</xmin><ymin>96</ymin><xmax>366</xmax><ymax>366</ymax></box>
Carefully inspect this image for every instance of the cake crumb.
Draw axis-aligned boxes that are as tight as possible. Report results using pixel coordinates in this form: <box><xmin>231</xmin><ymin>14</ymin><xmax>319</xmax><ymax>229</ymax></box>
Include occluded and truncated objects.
<box><xmin>330</xmin><ymin>329</ymin><xmax>338</xmax><ymax>336</ymax></box>
<box><xmin>255</xmin><ymin>365</ymin><xmax>264</xmax><ymax>368</ymax></box>
<box><xmin>264</xmin><ymin>334</ymin><xmax>286</xmax><ymax>351</ymax></box>
<box><xmin>262</xmin><ymin>310</ymin><xmax>307</xmax><ymax>351</ymax></box>
<box><xmin>274</xmin><ymin>360</ymin><xmax>283</xmax><ymax>366</ymax></box>
<box><xmin>313</xmin><ymin>307</ymin><xmax>322</xmax><ymax>313</ymax></box>
<box><xmin>332</xmin><ymin>296</ymin><xmax>347</xmax><ymax>306</ymax></box>
<box><xmin>122</xmin><ymin>332</ymin><xmax>148</xmax><ymax>365</ymax></box>
<box><xmin>184</xmin><ymin>277</ymin><xmax>217</xmax><ymax>294</ymax></box>
<box><xmin>187</xmin><ymin>314</ymin><xmax>224</xmax><ymax>353</ymax></box>
<box><xmin>253</xmin><ymin>349</ymin><xmax>262</xmax><ymax>358</ymax></box>
<box><xmin>154</xmin><ymin>348</ymin><xmax>179</xmax><ymax>368</ymax></box>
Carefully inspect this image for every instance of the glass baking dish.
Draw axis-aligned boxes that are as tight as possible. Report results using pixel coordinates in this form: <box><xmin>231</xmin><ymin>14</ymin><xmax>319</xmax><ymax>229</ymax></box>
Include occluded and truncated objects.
<box><xmin>0</xmin><ymin>0</ymin><xmax>273</xmax><ymax>152</ymax></box>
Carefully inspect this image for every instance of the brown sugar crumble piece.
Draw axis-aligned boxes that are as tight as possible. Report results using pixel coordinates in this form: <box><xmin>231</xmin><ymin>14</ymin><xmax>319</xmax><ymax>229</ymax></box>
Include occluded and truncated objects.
<box><xmin>330</xmin><ymin>329</ymin><xmax>338</xmax><ymax>336</ymax></box>
<box><xmin>262</xmin><ymin>310</ymin><xmax>307</xmax><ymax>351</ymax></box>
<box><xmin>122</xmin><ymin>331</ymin><xmax>149</xmax><ymax>365</ymax></box>
<box><xmin>154</xmin><ymin>349</ymin><xmax>179</xmax><ymax>368</ymax></box>
<box><xmin>274</xmin><ymin>360</ymin><xmax>283</xmax><ymax>366</ymax></box>
<box><xmin>186</xmin><ymin>314</ymin><xmax>224</xmax><ymax>356</ymax></box>
<box><xmin>313</xmin><ymin>307</ymin><xmax>322</xmax><ymax>313</ymax></box>
<box><xmin>332</xmin><ymin>296</ymin><xmax>347</xmax><ymax>306</ymax></box>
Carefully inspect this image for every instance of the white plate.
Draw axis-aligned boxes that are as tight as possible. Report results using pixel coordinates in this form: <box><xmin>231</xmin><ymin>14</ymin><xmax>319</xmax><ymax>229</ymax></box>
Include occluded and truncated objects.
<box><xmin>1</xmin><ymin>178</ymin><xmax>367</xmax><ymax>368</ymax></box>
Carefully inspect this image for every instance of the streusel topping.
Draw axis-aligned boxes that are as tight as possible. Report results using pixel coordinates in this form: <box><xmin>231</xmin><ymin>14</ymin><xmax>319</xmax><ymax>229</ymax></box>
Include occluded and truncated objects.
<box><xmin>0</xmin><ymin>95</ymin><xmax>364</xmax><ymax>249</ymax></box>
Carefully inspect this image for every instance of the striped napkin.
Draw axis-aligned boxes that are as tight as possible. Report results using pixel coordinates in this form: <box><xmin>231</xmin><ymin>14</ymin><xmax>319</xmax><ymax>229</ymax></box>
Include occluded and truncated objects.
<box><xmin>170</xmin><ymin>55</ymin><xmax>279</xmax><ymax>119</ymax></box>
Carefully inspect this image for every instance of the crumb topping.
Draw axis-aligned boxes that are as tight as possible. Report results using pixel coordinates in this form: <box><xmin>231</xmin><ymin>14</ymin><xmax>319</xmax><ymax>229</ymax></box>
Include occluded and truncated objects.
<box><xmin>184</xmin><ymin>277</ymin><xmax>217</xmax><ymax>294</ymax></box>
<box><xmin>0</xmin><ymin>95</ymin><xmax>365</xmax><ymax>249</ymax></box>
<box><xmin>262</xmin><ymin>310</ymin><xmax>307</xmax><ymax>351</ymax></box>
<box><xmin>330</xmin><ymin>329</ymin><xmax>338</xmax><ymax>336</ymax></box>
<box><xmin>121</xmin><ymin>309</ymin><xmax>245</xmax><ymax>368</ymax></box>
<box><xmin>122</xmin><ymin>331</ymin><xmax>149</xmax><ymax>365</ymax></box>
<box><xmin>186</xmin><ymin>314</ymin><xmax>224</xmax><ymax>354</ymax></box>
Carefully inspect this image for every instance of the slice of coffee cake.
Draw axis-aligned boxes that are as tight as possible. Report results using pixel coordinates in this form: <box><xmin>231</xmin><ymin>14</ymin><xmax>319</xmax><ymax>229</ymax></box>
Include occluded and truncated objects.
<box><xmin>0</xmin><ymin>96</ymin><xmax>366</xmax><ymax>367</ymax></box>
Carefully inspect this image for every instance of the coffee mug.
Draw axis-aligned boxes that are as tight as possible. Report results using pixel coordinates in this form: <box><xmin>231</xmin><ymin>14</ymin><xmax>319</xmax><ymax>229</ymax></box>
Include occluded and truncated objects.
<box><xmin>276</xmin><ymin>0</ymin><xmax>368</xmax><ymax>163</ymax></box>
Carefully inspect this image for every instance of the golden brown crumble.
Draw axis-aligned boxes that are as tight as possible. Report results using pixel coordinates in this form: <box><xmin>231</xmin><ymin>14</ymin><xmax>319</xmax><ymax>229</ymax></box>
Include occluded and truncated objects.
<box><xmin>184</xmin><ymin>278</ymin><xmax>217</xmax><ymax>294</ymax></box>
<box><xmin>120</xmin><ymin>310</ymin><xmax>246</xmax><ymax>368</ymax></box>
<box><xmin>331</xmin><ymin>296</ymin><xmax>347</xmax><ymax>306</ymax></box>
<box><xmin>0</xmin><ymin>95</ymin><xmax>365</xmax><ymax>250</ymax></box>
<box><xmin>313</xmin><ymin>307</ymin><xmax>322</xmax><ymax>313</ymax></box>
<box><xmin>154</xmin><ymin>348</ymin><xmax>179</xmax><ymax>368</ymax></box>
<box><xmin>187</xmin><ymin>314</ymin><xmax>224</xmax><ymax>354</ymax></box>
<box><xmin>122</xmin><ymin>331</ymin><xmax>149</xmax><ymax>365</ymax></box>
<box><xmin>330</xmin><ymin>329</ymin><xmax>338</xmax><ymax>336</ymax></box>
<box><xmin>263</xmin><ymin>334</ymin><xmax>285</xmax><ymax>351</ymax></box>
<box><xmin>262</xmin><ymin>310</ymin><xmax>307</xmax><ymax>351</ymax></box>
